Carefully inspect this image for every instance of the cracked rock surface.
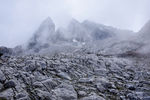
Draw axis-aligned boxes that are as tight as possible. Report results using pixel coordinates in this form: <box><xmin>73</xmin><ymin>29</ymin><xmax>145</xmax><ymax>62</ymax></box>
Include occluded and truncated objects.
<box><xmin>0</xmin><ymin>50</ymin><xmax>150</xmax><ymax>100</ymax></box>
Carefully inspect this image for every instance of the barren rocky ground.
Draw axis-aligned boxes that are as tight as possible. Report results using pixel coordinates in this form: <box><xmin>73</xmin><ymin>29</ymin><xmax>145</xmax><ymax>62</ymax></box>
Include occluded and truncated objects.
<box><xmin>0</xmin><ymin>49</ymin><xmax>150</xmax><ymax>100</ymax></box>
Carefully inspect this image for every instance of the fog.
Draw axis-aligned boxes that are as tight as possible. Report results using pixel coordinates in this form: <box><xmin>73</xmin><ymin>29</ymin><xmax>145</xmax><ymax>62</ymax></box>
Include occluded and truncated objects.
<box><xmin>0</xmin><ymin>0</ymin><xmax>150</xmax><ymax>47</ymax></box>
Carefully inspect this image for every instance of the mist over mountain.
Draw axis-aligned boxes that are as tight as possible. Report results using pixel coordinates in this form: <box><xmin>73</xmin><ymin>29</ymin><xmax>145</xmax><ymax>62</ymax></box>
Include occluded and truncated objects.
<box><xmin>27</xmin><ymin>17</ymin><xmax>55</xmax><ymax>50</ymax></box>
<box><xmin>0</xmin><ymin>17</ymin><xmax>150</xmax><ymax>100</ymax></box>
<box><xmin>25</xmin><ymin>17</ymin><xmax>138</xmax><ymax>54</ymax></box>
<box><xmin>25</xmin><ymin>17</ymin><xmax>150</xmax><ymax>60</ymax></box>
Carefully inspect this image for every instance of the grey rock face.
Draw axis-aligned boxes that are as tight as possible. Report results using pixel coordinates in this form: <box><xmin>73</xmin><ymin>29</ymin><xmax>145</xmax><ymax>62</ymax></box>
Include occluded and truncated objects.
<box><xmin>27</xmin><ymin>17</ymin><xmax>55</xmax><ymax>51</ymax></box>
<box><xmin>0</xmin><ymin>70</ymin><xmax>5</xmax><ymax>83</ymax></box>
<box><xmin>78</xmin><ymin>91</ymin><xmax>87</xmax><ymax>97</ymax></box>
<box><xmin>3</xmin><ymin>80</ymin><xmax>16</xmax><ymax>89</ymax></box>
<box><xmin>53</xmin><ymin>83</ymin><xmax>77</xmax><ymax>100</ymax></box>
<box><xmin>143</xmin><ymin>96</ymin><xmax>150</xmax><ymax>100</ymax></box>
<box><xmin>138</xmin><ymin>20</ymin><xmax>150</xmax><ymax>40</ymax></box>
<box><xmin>15</xmin><ymin>93</ymin><xmax>27</xmax><ymax>99</ymax></box>
<box><xmin>33</xmin><ymin>89</ymin><xmax>53</xmax><ymax>100</ymax></box>
<box><xmin>0</xmin><ymin>89</ymin><xmax>14</xmax><ymax>100</ymax></box>
<box><xmin>80</xmin><ymin>93</ymin><xmax>105</xmax><ymax>100</ymax></box>
<box><xmin>57</xmin><ymin>72</ymin><xmax>71</xmax><ymax>80</ymax></box>
<box><xmin>78</xmin><ymin>77</ymin><xmax>94</xmax><ymax>84</ymax></box>
<box><xmin>0</xmin><ymin>46</ymin><xmax>13</xmax><ymax>56</ymax></box>
<box><xmin>41</xmin><ymin>78</ymin><xmax>57</xmax><ymax>90</ymax></box>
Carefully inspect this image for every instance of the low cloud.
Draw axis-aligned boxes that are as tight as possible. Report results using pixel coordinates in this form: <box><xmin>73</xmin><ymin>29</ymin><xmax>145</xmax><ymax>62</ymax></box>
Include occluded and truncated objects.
<box><xmin>0</xmin><ymin>0</ymin><xmax>150</xmax><ymax>47</ymax></box>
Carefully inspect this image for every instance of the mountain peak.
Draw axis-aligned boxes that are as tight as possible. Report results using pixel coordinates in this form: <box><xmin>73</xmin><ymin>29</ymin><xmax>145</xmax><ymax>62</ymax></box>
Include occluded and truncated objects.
<box><xmin>82</xmin><ymin>20</ymin><xmax>93</xmax><ymax>24</ymax></box>
<box><xmin>68</xmin><ymin>18</ymin><xmax>82</xmax><ymax>31</ymax></box>
<box><xmin>45</xmin><ymin>17</ymin><xmax>53</xmax><ymax>22</ymax></box>
<box><xmin>139</xmin><ymin>20</ymin><xmax>150</xmax><ymax>33</ymax></box>
<box><xmin>138</xmin><ymin>20</ymin><xmax>150</xmax><ymax>40</ymax></box>
<box><xmin>69</xmin><ymin>18</ymin><xmax>80</xmax><ymax>26</ymax></box>
<box><xmin>40</xmin><ymin>17</ymin><xmax>55</xmax><ymax>27</ymax></box>
<box><xmin>27</xmin><ymin>17</ymin><xmax>55</xmax><ymax>49</ymax></box>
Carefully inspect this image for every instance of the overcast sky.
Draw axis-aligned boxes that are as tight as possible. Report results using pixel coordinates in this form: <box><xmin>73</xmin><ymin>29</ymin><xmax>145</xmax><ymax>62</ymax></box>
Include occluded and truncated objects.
<box><xmin>0</xmin><ymin>0</ymin><xmax>150</xmax><ymax>47</ymax></box>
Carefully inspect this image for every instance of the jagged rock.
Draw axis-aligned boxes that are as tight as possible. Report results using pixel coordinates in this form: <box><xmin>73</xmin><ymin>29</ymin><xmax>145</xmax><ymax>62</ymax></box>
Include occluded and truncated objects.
<box><xmin>17</xmin><ymin>97</ymin><xmax>31</xmax><ymax>100</ymax></box>
<box><xmin>34</xmin><ymin>89</ymin><xmax>54</xmax><ymax>100</ymax></box>
<box><xmin>143</xmin><ymin>96</ymin><xmax>150</xmax><ymax>100</ymax></box>
<box><xmin>27</xmin><ymin>17</ymin><xmax>55</xmax><ymax>50</ymax></box>
<box><xmin>57</xmin><ymin>72</ymin><xmax>71</xmax><ymax>80</ymax></box>
<box><xmin>25</xmin><ymin>17</ymin><xmax>132</xmax><ymax>54</ymax></box>
<box><xmin>94</xmin><ymin>68</ymin><xmax>108</xmax><ymax>76</ymax></box>
<box><xmin>78</xmin><ymin>77</ymin><xmax>95</xmax><ymax>84</ymax></box>
<box><xmin>15</xmin><ymin>93</ymin><xmax>27</xmax><ymax>99</ymax></box>
<box><xmin>36</xmin><ymin>61</ymin><xmax>47</xmax><ymax>70</ymax></box>
<box><xmin>0</xmin><ymin>46</ymin><xmax>12</xmax><ymax>56</ymax></box>
<box><xmin>0</xmin><ymin>89</ymin><xmax>14</xmax><ymax>100</ymax></box>
<box><xmin>41</xmin><ymin>78</ymin><xmax>57</xmax><ymax>90</ymax></box>
<box><xmin>3</xmin><ymin>80</ymin><xmax>16</xmax><ymax>89</ymax></box>
<box><xmin>127</xmin><ymin>93</ymin><xmax>138</xmax><ymax>100</ymax></box>
<box><xmin>138</xmin><ymin>20</ymin><xmax>150</xmax><ymax>41</ymax></box>
<box><xmin>126</xmin><ymin>84</ymin><xmax>136</xmax><ymax>90</ymax></box>
<box><xmin>25</xmin><ymin>65</ymin><xmax>37</xmax><ymax>72</ymax></box>
<box><xmin>0</xmin><ymin>70</ymin><xmax>5</xmax><ymax>83</ymax></box>
<box><xmin>96</xmin><ymin>83</ymin><xmax>106</xmax><ymax>93</ymax></box>
<box><xmin>67</xmin><ymin>18</ymin><xmax>90</xmax><ymax>43</ymax></box>
<box><xmin>78</xmin><ymin>91</ymin><xmax>87</xmax><ymax>97</ymax></box>
<box><xmin>33</xmin><ymin>81</ymin><xmax>43</xmax><ymax>88</ymax></box>
<box><xmin>80</xmin><ymin>92</ymin><xmax>105</xmax><ymax>100</ymax></box>
<box><xmin>95</xmin><ymin>76</ymin><xmax>116</xmax><ymax>93</ymax></box>
<box><xmin>0</xmin><ymin>53</ymin><xmax>3</xmax><ymax>57</ymax></box>
<box><xmin>120</xmin><ymin>96</ymin><xmax>126</xmax><ymax>100</ymax></box>
<box><xmin>0</xmin><ymin>83</ymin><xmax>3</xmax><ymax>90</ymax></box>
<box><xmin>13</xmin><ymin>45</ymin><xmax>24</xmax><ymax>55</ymax></box>
<box><xmin>53</xmin><ymin>83</ymin><xmax>77</xmax><ymax>100</ymax></box>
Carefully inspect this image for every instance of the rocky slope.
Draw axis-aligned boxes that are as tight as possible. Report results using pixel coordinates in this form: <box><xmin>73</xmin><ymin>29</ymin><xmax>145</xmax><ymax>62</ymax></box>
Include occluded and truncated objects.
<box><xmin>0</xmin><ymin>49</ymin><xmax>150</xmax><ymax>100</ymax></box>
